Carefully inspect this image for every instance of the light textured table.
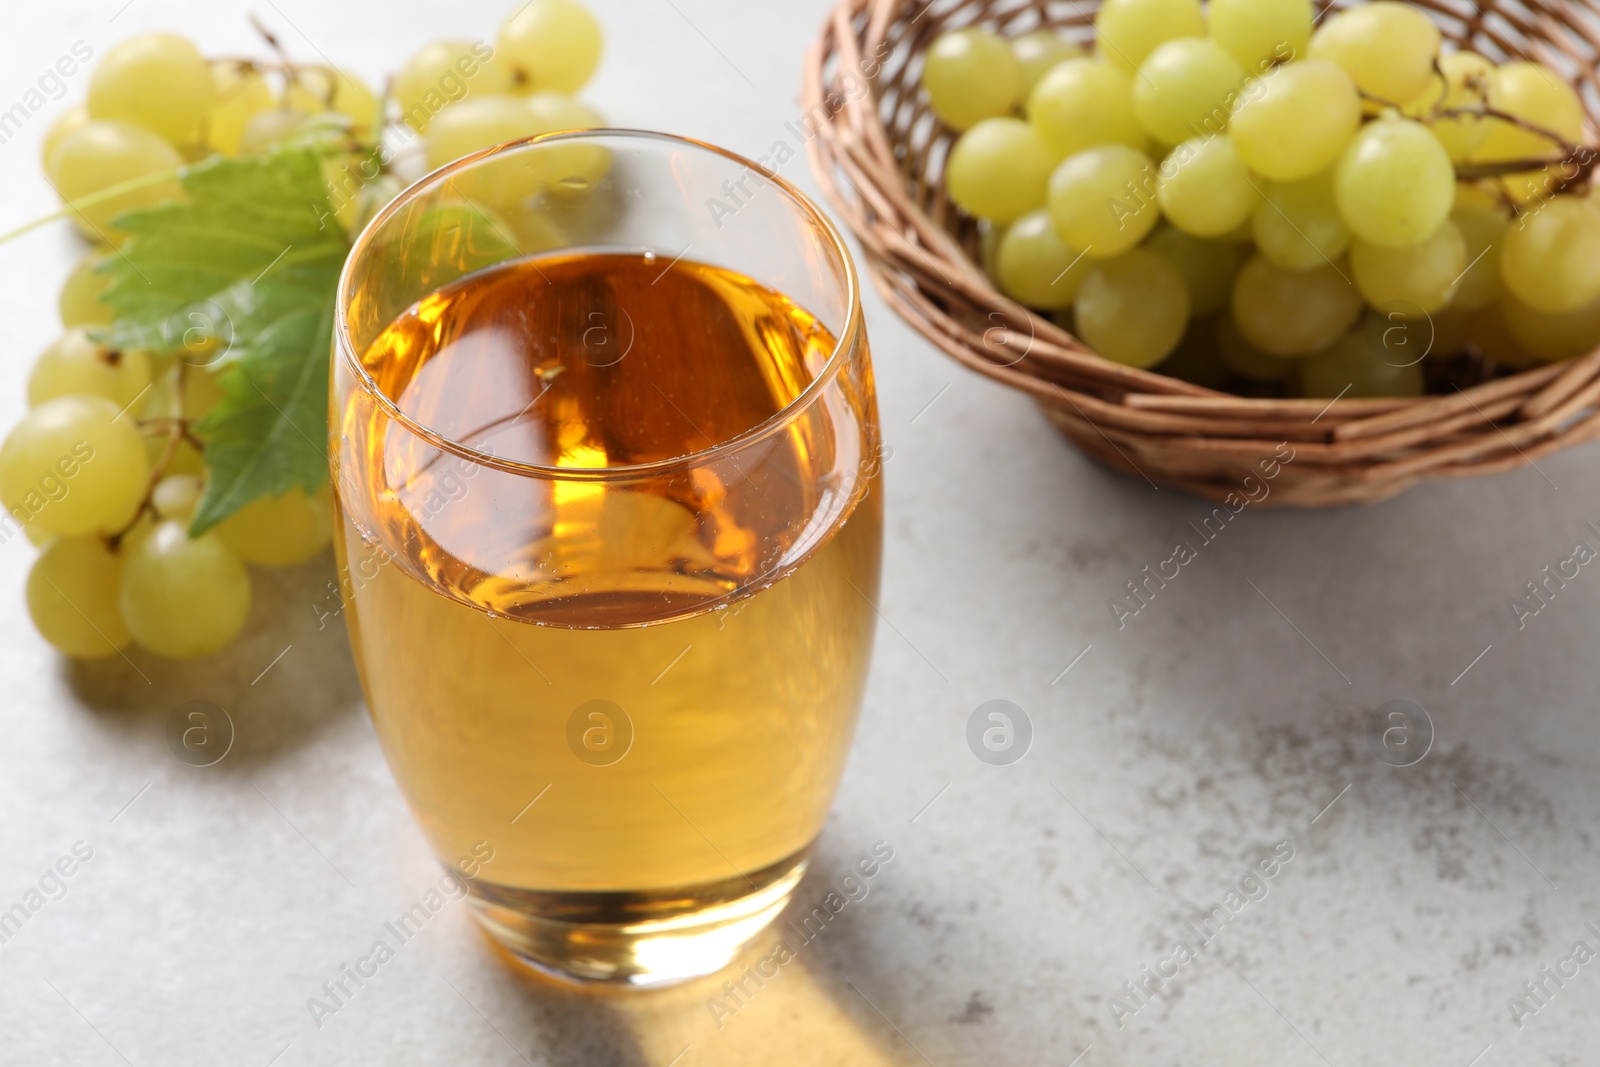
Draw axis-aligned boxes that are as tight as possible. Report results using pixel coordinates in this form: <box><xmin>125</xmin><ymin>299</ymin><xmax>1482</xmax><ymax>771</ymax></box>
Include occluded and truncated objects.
<box><xmin>3</xmin><ymin>2</ymin><xmax>1599</xmax><ymax>1064</ymax></box>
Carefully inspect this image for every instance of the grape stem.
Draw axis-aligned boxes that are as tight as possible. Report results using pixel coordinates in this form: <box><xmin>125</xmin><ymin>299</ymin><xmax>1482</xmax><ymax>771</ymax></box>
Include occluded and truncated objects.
<box><xmin>0</xmin><ymin>169</ymin><xmax>186</xmax><ymax>249</ymax></box>
<box><xmin>107</xmin><ymin>366</ymin><xmax>204</xmax><ymax>549</ymax></box>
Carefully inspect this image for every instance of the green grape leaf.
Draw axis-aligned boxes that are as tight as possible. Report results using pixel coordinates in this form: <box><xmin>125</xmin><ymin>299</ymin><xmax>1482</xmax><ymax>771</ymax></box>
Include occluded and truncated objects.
<box><xmin>95</xmin><ymin>148</ymin><xmax>349</xmax><ymax>536</ymax></box>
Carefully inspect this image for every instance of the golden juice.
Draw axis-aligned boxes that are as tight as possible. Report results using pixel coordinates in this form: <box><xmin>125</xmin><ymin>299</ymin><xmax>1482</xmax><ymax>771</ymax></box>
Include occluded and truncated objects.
<box><xmin>331</xmin><ymin>251</ymin><xmax>882</xmax><ymax>982</ymax></box>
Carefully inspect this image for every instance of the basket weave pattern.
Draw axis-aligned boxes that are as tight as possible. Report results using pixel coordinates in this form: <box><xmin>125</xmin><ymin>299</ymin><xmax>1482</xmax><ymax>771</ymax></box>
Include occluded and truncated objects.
<box><xmin>803</xmin><ymin>0</ymin><xmax>1600</xmax><ymax>505</ymax></box>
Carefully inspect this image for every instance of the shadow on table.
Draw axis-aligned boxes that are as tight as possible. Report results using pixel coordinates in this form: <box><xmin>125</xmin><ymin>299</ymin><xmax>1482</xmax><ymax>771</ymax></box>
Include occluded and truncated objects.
<box><xmin>58</xmin><ymin>550</ymin><xmax>365</xmax><ymax>767</ymax></box>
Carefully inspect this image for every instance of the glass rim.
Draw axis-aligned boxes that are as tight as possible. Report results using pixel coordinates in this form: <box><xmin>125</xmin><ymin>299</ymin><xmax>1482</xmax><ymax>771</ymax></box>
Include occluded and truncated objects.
<box><xmin>335</xmin><ymin>127</ymin><xmax>863</xmax><ymax>482</ymax></box>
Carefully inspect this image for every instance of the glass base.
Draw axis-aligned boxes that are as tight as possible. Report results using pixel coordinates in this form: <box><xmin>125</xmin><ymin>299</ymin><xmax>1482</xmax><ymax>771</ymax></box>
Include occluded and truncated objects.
<box><xmin>464</xmin><ymin>847</ymin><xmax>811</xmax><ymax>988</ymax></box>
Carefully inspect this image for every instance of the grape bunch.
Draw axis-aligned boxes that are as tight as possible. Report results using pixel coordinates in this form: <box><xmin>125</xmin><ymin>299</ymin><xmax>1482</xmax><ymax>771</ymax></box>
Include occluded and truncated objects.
<box><xmin>16</xmin><ymin>0</ymin><xmax>605</xmax><ymax>662</ymax></box>
<box><xmin>924</xmin><ymin>0</ymin><xmax>1599</xmax><ymax>397</ymax></box>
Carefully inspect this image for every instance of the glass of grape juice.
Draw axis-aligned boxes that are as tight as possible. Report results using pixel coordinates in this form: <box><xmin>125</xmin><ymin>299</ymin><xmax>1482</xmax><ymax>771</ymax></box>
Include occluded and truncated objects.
<box><xmin>330</xmin><ymin>130</ymin><xmax>883</xmax><ymax>987</ymax></box>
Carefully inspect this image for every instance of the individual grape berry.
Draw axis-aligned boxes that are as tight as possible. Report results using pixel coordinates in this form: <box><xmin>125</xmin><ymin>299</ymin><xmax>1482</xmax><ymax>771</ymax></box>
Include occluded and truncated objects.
<box><xmin>1229</xmin><ymin>59</ymin><xmax>1360</xmax><ymax>181</ymax></box>
<box><xmin>27</xmin><ymin>537</ymin><xmax>132</xmax><ymax>659</ymax></box>
<box><xmin>0</xmin><ymin>395</ymin><xmax>149</xmax><ymax>537</ymax></box>
<box><xmin>1144</xmin><ymin>226</ymin><xmax>1244</xmax><ymax>316</ymax></box>
<box><xmin>1048</xmin><ymin>144</ymin><xmax>1160</xmax><ymax>257</ymax></box>
<box><xmin>499</xmin><ymin>0</ymin><xmax>604</xmax><ymax>94</ymax></box>
<box><xmin>206</xmin><ymin>61</ymin><xmax>277</xmax><ymax>157</ymax></box>
<box><xmin>48</xmin><ymin>121</ymin><xmax>185</xmax><ymax>242</ymax></box>
<box><xmin>87</xmin><ymin>33</ymin><xmax>215</xmax><ymax>145</ymax></box>
<box><xmin>285</xmin><ymin>67</ymin><xmax>380</xmax><ymax>139</ymax></box>
<box><xmin>922</xmin><ymin>29</ymin><xmax>1026</xmax><ymax>132</ymax></box>
<box><xmin>216</xmin><ymin>486</ymin><xmax>332</xmax><ymax>567</ymax></box>
<box><xmin>1502</xmin><ymin>294</ymin><xmax>1600</xmax><ymax>362</ymax></box>
<box><xmin>59</xmin><ymin>255</ymin><xmax>114</xmax><ymax>328</ymax></box>
<box><xmin>1447</xmin><ymin>189</ymin><xmax>1507</xmax><ymax>311</ymax></box>
<box><xmin>1028</xmin><ymin>59</ymin><xmax>1146</xmax><ymax>159</ymax></box>
<box><xmin>1010</xmin><ymin>31</ymin><xmax>1084</xmax><ymax>90</ymax></box>
<box><xmin>1296</xmin><ymin>320</ymin><xmax>1425</xmax><ymax>397</ymax></box>
<box><xmin>395</xmin><ymin>41</ymin><xmax>514</xmax><ymax>134</ymax></box>
<box><xmin>1209</xmin><ymin>0</ymin><xmax>1312</xmax><ymax>69</ymax></box>
<box><xmin>1252</xmin><ymin>168</ymin><xmax>1350</xmax><ymax>271</ymax></box>
<box><xmin>1156</xmin><ymin>135</ymin><xmax>1258</xmax><ymax>238</ymax></box>
<box><xmin>1405</xmin><ymin>51</ymin><xmax>1494</xmax><ymax>162</ymax></box>
<box><xmin>1216</xmin><ymin>311</ymin><xmax>1301</xmax><ymax>381</ymax></box>
<box><xmin>236</xmin><ymin>109</ymin><xmax>309</xmax><ymax>156</ymax></box>
<box><xmin>1230</xmin><ymin>255</ymin><xmax>1362</xmax><ymax>356</ymax></box>
<box><xmin>28</xmin><ymin>329</ymin><xmax>152</xmax><ymax>412</ymax></box>
<box><xmin>1310</xmin><ymin>2</ymin><xmax>1441</xmax><ymax>107</ymax></box>
<box><xmin>946</xmin><ymin>118</ymin><xmax>1055</xmax><ymax>224</ymax></box>
<box><xmin>525</xmin><ymin>93</ymin><xmax>610</xmax><ymax>189</ymax></box>
<box><xmin>1476</xmin><ymin>62</ymin><xmax>1585</xmax><ymax>205</ymax></box>
<box><xmin>120</xmin><ymin>520</ymin><xmax>251</xmax><ymax>659</ymax></box>
<box><xmin>1349</xmin><ymin>220</ymin><xmax>1467</xmax><ymax>313</ymax></box>
<box><xmin>423</xmin><ymin>95</ymin><xmax>542</xmax><ymax>170</ymax></box>
<box><xmin>1074</xmin><ymin>249</ymin><xmax>1191</xmax><ymax>368</ymax></box>
<box><xmin>1132</xmin><ymin>39</ymin><xmax>1245</xmax><ymax>146</ymax></box>
<box><xmin>995</xmin><ymin>209</ymin><xmax>1091</xmax><ymax>309</ymax></box>
<box><xmin>1500</xmin><ymin>197</ymin><xmax>1600</xmax><ymax>314</ymax></box>
<box><xmin>1334</xmin><ymin>116</ymin><xmax>1455</xmax><ymax>247</ymax></box>
<box><xmin>1093</xmin><ymin>0</ymin><xmax>1205</xmax><ymax>76</ymax></box>
<box><xmin>42</xmin><ymin>104</ymin><xmax>89</xmax><ymax>173</ymax></box>
<box><xmin>151</xmin><ymin>474</ymin><xmax>204</xmax><ymax>521</ymax></box>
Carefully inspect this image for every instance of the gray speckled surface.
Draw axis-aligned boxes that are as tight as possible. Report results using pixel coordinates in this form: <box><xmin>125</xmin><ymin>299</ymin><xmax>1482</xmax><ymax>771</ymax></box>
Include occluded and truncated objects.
<box><xmin>3</xmin><ymin>2</ymin><xmax>1599</xmax><ymax>1064</ymax></box>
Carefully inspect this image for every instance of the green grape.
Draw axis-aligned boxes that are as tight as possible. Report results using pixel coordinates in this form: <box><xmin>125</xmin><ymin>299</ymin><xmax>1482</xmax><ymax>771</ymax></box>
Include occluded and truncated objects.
<box><xmin>1252</xmin><ymin>167</ymin><xmax>1349</xmax><ymax>271</ymax></box>
<box><xmin>1229</xmin><ymin>59</ymin><xmax>1360</xmax><ymax>181</ymax></box>
<box><xmin>59</xmin><ymin>255</ymin><xmax>114</xmax><ymax>328</ymax></box>
<box><xmin>1073</xmin><ymin>249</ymin><xmax>1191</xmax><ymax>367</ymax></box>
<box><xmin>1216</xmin><ymin>311</ymin><xmax>1301</xmax><ymax>380</ymax></box>
<box><xmin>1153</xmin><ymin>322</ymin><xmax>1231</xmax><ymax>388</ymax></box>
<box><xmin>285</xmin><ymin>67</ymin><xmax>380</xmax><ymax>139</ymax></box>
<box><xmin>237</xmin><ymin>109</ymin><xmax>308</xmax><ymax>156</ymax></box>
<box><xmin>217</xmin><ymin>486</ymin><xmax>332</xmax><ymax>566</ymax></box>
<box><xmin>1156</xmin><ymin>135</ymin><xmax>1257</xmax><ymax>238</ymax></box>
<box><xmin>1028</xmin><ymin>59</ymin><xmax>1145</xmax><ymax>159</ymax></box>
<box><xmin>423</xmin><ymin>95</ymin><xmax>543</xmax><ymax>170</ymax></box>
<box><xmin>1404</xmin><ymin>51</ymin><xmax>1494</xmax><ymax>162</ymax></box>
<box><xmin>0</xmin><ymin>396</ymin><xmax>149</xmax><ymax>537</ymax></box>
<box><xmin>1144</xmin><ymin>226</ymin><xmax>1244</xmax><ymax>316</ymax></box>
<box><xmin>1334</xmin><ymin>116</ymin><xmax>1454</xmax><ymax>247</ymax></box>
<box><xmin>1500</xmin><ymin>197</ymin><xmax>1600</xmax><ymax>313</ymax></box>
<box><xmin>1048</xmin><ymin>144</ymin><xmax>1160</xmax><ymax>257</ymax></box>
<box><xmin>1094</xmin><ymin>0</ymin><xmax>1205</xmax><ymax>75</ymax></box>
<box><xmin>995</xmin><ymin>209</ymin><xmax>1090</xmax><ymax>309</ymax></box>
<box><xmin>42</xmin><ymin>104</ymin><xmax>89</xmax><ymax>173</ymax></box>
<box><xmin>396</xmin><ymin>40</ymin><xmax>514</xmax><ymax>134</ymax></box>
<box><xmin>1476</xmin><ymin>62</ymin><xmax>1585</xmax><ymax>205</ymax></box>
<box><xmin>1349</xmin><ymin>220</ymin><xmax>1467</xmax><ymax>313</ymax></box>
<box><xmin>28</xmin><ymin>329</ymin><xmax>153</xmax><ymax>412</ymax></box>
<box><xmin>525</xmin><ymin>92</ymin><xmax>610</xmax><ymax>189</ymax></box>
<box><xmin>25</xmin><ymin>525</ymin><xmax>53</xmax><ymax>548</ymax></box>
<box><xmin>1132</xmin><ymin>39</ymin><xmax>1246</xmax><ymax>146</ymax></box>
<box><xmin>1296</xmin><ymin>323</ymin><xmax>1425</xmax><ymax>398</ymax></box>
<box><xmin>922</xmin><ymin>29</ymin><xmax>1025</xmax><ymax>131</ymax></box>
<box><xmin>206</xmin><ymin>62</ymin><xmax>276</xmax><ymax>156</ymax></box>
<box><xmin>87</xmin><ymin>33</ymin><xmax>214</xmax><ymax>145</ymax></box>
<box><xmin>1309</xmin><ymin>2</ymin><xmax>1440</xmax><ymax>107</ymax></box>
<box><xmin>119</xmin><ymin>520</ymin><xmax>251</xmax><ymax>659</ymax></box>
<box><xmin>1231</xmin><ymin>254</ymin><xmax>1362</xmax><ymax>355</ymax></box>
<box><xmin>1209</xmin><ymin>0</ymin><xmax>1312</xmax><ymax>68</ymax></box>
<box><xmin>946</xmin><ymin>118</ymin><xmax>1055</xmax><ymax>224</ymax></box>
<box><xmin>27</xmin><ymin>537</ymin><xmax>132</xmax><ymax>659</ymax></box>
<box><xmin>498</xmin><ymin>0</ymin><xmax>604</xmax><ymax>94</ymax></box>
<box><xmin>142</xmin><ymin>368</ymin><xmax>206</xmax><ymax>476</ymax></box>
<box><xmin>151</xmin><ymin>474</ymin><xmax>203</xmax><ymax>520</ymax></box>
<box><xmin>1011</xmin><ymin>31</ymin><xmax>1084</xmax><ymax>90</ymax></box>
<box><xmin>1448</xmin><ymin>189</ymin><xmax>1507</xmax><ymax>311</ymax></box>
<box><xmin>1502</xmin><ymin>294</ymin><xmax>1600</xmax><ymax>362</ymax></box>
<box><xmin>49</xmin><ymin>121</ymin><xmax>185</xmax><ymax>242</ymax></box>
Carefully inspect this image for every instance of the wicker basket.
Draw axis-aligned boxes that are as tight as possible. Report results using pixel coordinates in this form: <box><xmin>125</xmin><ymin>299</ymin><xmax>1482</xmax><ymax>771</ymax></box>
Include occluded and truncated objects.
<box><xmin>803</xmin><ymin>0</ymin><xmax>1600</xmax><ymax>505</ymax></box>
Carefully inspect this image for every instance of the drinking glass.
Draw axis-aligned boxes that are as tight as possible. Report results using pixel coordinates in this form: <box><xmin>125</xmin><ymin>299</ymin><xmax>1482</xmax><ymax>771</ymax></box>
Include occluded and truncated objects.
<box><xmin>330</xmin><ymin>130</ymin><xmax>882</xmax><ymax>986</ymax></box>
